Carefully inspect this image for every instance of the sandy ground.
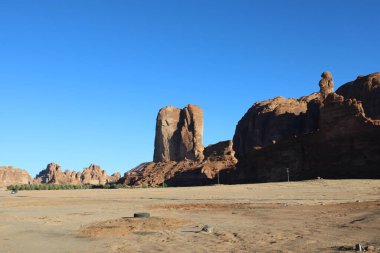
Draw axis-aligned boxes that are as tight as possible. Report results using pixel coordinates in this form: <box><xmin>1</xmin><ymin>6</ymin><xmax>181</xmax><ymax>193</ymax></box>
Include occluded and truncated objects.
<box><xmin>1</xmin><ymin>179</ymin><xmax>380</xmax><ymax>253</ymax></box>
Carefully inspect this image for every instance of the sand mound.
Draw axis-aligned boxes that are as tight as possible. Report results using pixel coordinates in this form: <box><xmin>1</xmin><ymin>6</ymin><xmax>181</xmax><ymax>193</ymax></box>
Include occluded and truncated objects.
<box><xmin>80</xmin><ymin>217</ymin><xmax>188</xmax><ymax>238</ymax></box>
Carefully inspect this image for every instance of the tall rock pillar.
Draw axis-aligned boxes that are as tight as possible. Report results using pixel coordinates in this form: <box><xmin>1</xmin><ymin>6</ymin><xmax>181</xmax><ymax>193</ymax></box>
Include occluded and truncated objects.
<box><xmin>153</xmin><ymin>104</ymin><xmax>204</xmax><ymax>162</ymax></box>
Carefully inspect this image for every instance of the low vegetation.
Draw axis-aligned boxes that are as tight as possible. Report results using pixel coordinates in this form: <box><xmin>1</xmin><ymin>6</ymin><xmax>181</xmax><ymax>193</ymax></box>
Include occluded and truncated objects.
<box><xmin>6</xmin><ymin>183</ymin><xmax>130</xmax><ymax>191</ymax></box>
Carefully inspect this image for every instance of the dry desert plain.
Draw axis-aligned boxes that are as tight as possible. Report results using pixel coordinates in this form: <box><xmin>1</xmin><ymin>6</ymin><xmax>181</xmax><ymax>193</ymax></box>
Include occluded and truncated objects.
<box><xmin>1</xmin><ymin>180</ymin><xmax>380</xmax><ymax>253</ymax></box>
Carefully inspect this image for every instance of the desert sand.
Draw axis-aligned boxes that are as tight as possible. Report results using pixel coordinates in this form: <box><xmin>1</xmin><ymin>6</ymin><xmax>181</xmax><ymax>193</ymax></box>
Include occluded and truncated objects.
<box><xmin>1</xmin><ymin>180</ymin><xmax>380</xmax><ymax>253</ymax></box>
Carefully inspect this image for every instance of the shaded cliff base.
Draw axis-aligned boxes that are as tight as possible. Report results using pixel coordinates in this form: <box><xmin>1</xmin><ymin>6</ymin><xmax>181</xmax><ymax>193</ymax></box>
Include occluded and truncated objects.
<box><xmin>122</xmin><ymin>160</ymin><xmax>236</xmax><ymax>187</ymax></box>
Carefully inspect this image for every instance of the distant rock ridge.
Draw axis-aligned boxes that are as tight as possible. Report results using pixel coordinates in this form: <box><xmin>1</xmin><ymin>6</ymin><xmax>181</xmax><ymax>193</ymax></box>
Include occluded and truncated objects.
<box><xmin>34</xmin><ymin>163</ymin><xmax>121</xmax><ymax>185</ymax></box>
<box><xmin>0</xmin><ymin>166</ymin><xmax>32</xmax><ymax>187</ymax></box>
<box><xmin>154</xmin><ymin>104</ymin><xmax>204</xmax><ymax>162</ymax></box>
<box><xmin>34</xmin><ymin>163</ymin><xmax>81</xmax><ymax>185</ymax></box>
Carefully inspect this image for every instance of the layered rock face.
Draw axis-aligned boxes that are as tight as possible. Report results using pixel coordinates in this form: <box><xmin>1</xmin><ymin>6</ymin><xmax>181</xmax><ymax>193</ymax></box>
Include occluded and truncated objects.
<box><xmin>154</xmin><ymin>104</ymin><xmax>204</xmax><ymax>162</ymax></box>
<box><xmin>235</xmin><ymin>72</ymin><xmax>380</xmax><ymax>182</ymax></box>
<box><xmin>0</xmin><ymin>166</ymin><xmax>32</xmax><ymax>187</ymax></box>
<box><xmin>34</xmin><ymin>163</ymin><xmax>121</xmax><ymax>185</ymax></box>
<box><xmin>233</xmin><ymin>93</ymin><xmax>322</xmax><ymax>158</ymax></box>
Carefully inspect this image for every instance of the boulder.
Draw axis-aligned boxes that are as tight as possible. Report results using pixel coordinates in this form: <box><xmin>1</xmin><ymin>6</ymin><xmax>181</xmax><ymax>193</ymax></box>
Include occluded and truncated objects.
<box><xmin>154</xmin><ymin>104</ymin><xmax>204</xmax><ymax>162</ymax></box>
<box><xmin>0</xmin><ymin>166</ymin><xmax>32</xmax><ymax>187</ymax></box>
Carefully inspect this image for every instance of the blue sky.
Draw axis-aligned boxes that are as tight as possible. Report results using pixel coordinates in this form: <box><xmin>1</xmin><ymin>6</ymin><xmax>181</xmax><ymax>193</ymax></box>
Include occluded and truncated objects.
<box><xmin>0</xmin><ymin>0</ymin><xmax>379</xmax><ymax>177</ymax></box>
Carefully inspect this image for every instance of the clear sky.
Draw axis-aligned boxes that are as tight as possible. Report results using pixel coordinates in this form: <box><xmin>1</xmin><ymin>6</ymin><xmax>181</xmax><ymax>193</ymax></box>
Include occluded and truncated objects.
<box><xmin>0</xmin><ymin>0</ymin><xmax>379</xmax><ymax>177</ymax></box>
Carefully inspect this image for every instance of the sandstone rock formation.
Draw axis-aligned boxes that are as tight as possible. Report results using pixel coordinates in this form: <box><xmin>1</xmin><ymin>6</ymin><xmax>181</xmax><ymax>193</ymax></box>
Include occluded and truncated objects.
<box><xmin>204</xmin><ymin>140</ymin><xmax>237</xmax><ymax>163</ymax></box>
<box><xmin>121</xmin><ymin>138</ymin><xmax>237</xmax><ymax>187</ymax></box>
<box><xmin>34</xmin><ymin>163</ymin><xmax>121</xmax><ymax>185</ymax></box>
<box><xmin>81</xmin><ymin>164</ymin><xmax>109</xmax><ymax>185</ymax></box>
<box><xmin>121</xmin><ymin>159</ymin><xmax>236</xmax><ymax>187</ymax></box>
<box><xmin>234</xmin><ymin>72</ymin><xmax>380</xmax><ymax>183</ymax></box>
<box><xmin>336</xmin><ymin>72</ymin><xmax>380</xmax><ymax>119</ymax></box>
<box><xmin>154</xmin><ymin>104</ymin><xmax>204</xmax><ymax>162</ymax></box>
<box><xmin>107</xmin><ymin>172</ymin><xmax>121</xmax><ymax>184</ymax></box>
<box><xmin>34</xmin><ymin>163</ymin><xmax>82</xmax><ymax>185</ymax></box>
<box><xmin>81</xmin><ymin>164</ymin><xmax>121</xmax><ymax>184</ymax></box>
<box><xmin>0</xmin><ymin>166</ymin><xmax>32</xmax><ymax>187</ymax></box>
<box><xmin>319</xmin><ymin>71</ymin><xmax>334</xmax><ymax>98</ymax></box>
<box><xmin>233</xmin><ymin>93</ymin><xmax>322</xmax><ymax>158</ymax></box>
<box><xmin>122</xmin><ymin>102</ymin><xmax>236</xmax><ymax>187</ymax></box>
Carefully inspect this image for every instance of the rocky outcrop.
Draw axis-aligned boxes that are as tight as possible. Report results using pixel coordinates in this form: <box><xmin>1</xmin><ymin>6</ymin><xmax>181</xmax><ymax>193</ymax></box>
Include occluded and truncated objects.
<box><xmin>82</xmin><ymin>165</ymin><xmax>121</xmax><ymax>184</ymax></box>
<box><xmin>34</xmin><ymin>163</ymin><xmax>121</xmax><ymax>185</ymax></box>
<box><xmin>235</xmin><ymin>72</ymin><xmax>380</xmax><ymax>183</ymax></box>
<box><xmin>81</xmin><ymin>164</ymin><xmax>109</xmax><ymax>185</ymax></box>
<box><xmin>122</xmin><ymin>140</ymin><xmax>237</xmax><ymax>187</ymax></box>
<box><xmin>34</xmin><ymin>163</ymin><xmax>82</xmax><ymax>185</ymax></box>
<box><xmin>123</xmin><ymin>102</ymin><xmax>235</xmax><ymax>187</ymax></box>
<box><xmin>154</xmin><ymin>104</ymin><xmax>204</xmax><ymax>162</ymax></box>
<box><xmin>336</xmin><ymin>72</ymin><xmax>380</xmax><ymax>119</ymax></box>
<box><xmin>107</xmin><ymin>172</ymin><xmax>121</xmax><ymax>184</ymax></box>
<box><xmin>0</xmin><ymin>166</ymin><xmax>32</xmax><ymax>187</ymax></box>
<box><xmin>121</xmin><ymin>159</ymin><xmax>236</xmax><ymax>187</ymax></box>
<box><xmin>204</xmin><ymin>140</ymin><xmax>237</xmax><ymax>163</ymax></box>
<box><xmin>233</xmin><ymin>93</ymin><xmax>322</xmax><ymax>158</ymax></box>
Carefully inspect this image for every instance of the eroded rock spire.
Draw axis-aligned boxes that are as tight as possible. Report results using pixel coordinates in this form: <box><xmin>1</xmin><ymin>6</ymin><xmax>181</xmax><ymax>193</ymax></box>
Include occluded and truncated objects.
<box><xmin>319</xmin><ymin>71</ymin><xmax>334</xmax><ymax>98</ymax></box>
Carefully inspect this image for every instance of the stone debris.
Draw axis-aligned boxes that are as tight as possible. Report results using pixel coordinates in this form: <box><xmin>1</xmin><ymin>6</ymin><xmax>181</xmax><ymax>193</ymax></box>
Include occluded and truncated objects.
<box><xmin>201</xmin><ymin>225</ymin><xmax>214</xmax><ymax>233</ymax></box>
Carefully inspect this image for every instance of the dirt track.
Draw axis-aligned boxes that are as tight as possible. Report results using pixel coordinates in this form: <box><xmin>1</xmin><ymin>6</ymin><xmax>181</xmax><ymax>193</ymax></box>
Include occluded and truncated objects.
<box><xmin>1</xmin><ymin>179</ymin><xmax>380</xmax><ymax>252</ymax></box>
